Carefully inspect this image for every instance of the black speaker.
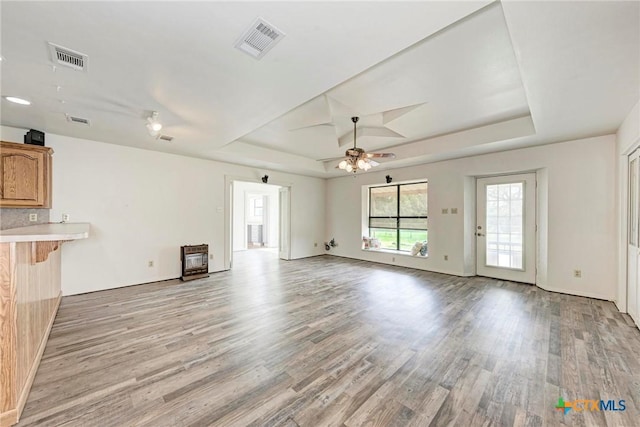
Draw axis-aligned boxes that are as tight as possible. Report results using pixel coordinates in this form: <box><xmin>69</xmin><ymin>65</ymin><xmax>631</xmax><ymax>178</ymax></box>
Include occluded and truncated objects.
<box><xmin>24</xmin><ymin>129</ymin><xmax>45</xmax><ymax>146</ymax></box>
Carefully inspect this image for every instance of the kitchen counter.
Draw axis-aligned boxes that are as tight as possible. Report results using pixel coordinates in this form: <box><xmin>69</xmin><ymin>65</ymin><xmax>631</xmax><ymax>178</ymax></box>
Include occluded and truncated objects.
<box><xmin>0</xmin><ymin>222</ymin><xmax>89</xmax><ymax>426</ymax></box>
<box><xmin>0</xmin><ymin>223</ymin><xmax>90</xmax><ymax>243</ymax></box>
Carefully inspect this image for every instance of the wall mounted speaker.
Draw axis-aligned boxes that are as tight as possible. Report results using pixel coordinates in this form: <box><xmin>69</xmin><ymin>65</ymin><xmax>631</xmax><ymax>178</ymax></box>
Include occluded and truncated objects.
<box><xmin>24</xmin><ymin>129</ymin><xmax>45</xmax><ymax>146</ymax></box>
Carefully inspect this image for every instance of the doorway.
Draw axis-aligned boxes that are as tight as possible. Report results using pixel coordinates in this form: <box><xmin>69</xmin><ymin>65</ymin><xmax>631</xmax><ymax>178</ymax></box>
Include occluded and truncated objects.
<box><xmin>627</xmin><ymin>149</ymin><xmax>640</xmax><ymax>324</ymax></box>
<box><xmin>225</xmin><ymin>178</ymin><xmax>291</xmax><ymax>270</ymax></box>
<box><xmin>476</xmin><ymin>173</ymin><xmax>536</xmax><ymax>284</ymax></box>
<box><xmin>232</xmin><ymin>182</ymin><xmax>280</xmax><ymax>252</ymax></box>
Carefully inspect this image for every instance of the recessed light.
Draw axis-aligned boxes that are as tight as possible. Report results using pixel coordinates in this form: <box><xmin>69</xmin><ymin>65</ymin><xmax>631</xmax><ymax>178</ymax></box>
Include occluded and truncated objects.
<box><xmin>4</xmin><ymin>96</ymin><xmax>31</xmax><ymax>105</ymax></box>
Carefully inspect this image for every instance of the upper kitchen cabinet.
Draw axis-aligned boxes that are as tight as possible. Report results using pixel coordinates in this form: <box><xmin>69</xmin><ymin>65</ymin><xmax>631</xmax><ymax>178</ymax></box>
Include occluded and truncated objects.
<box><xmin>0</xmin><ymin>141</ymin><xmax>53</xmax><ymax>208</ymax></box>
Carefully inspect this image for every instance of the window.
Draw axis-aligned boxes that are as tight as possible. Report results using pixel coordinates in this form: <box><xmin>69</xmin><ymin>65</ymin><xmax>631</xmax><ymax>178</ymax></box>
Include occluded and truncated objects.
<box><xmin>485</xmin><ymin>182</ymin><xmax>523</xmax><ymax>268</ymax></box>
<box><xmin>368</xmin><ymin>182</ymin><xmax>428</xmax><ymax>252</ymax></box>
<box><xmin>253</xmin><ymin>197</ymin><xmax>263</xmax><ymax>217</ymax></box>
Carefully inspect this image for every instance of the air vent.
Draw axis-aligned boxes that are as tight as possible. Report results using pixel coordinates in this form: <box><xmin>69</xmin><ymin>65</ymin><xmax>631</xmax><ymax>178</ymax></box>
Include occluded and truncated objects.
<box><xmin>66</xmin><ymin>114</ymin><xmax>91</xmax><ymax>126</ymax></box>
<box><xmin>234</xmin><ymin>18</ymin><xmax>285</xmax><ymax>59</ymax></box>
<box><xmin>156</xmin><ymin>134</ymin><xmax>174</xmax><ymax>142</ymax></box>
<box><xmin>48</xmin><ymin>42</ymin><xmax>88</xmax><ymax>72</ymax></box>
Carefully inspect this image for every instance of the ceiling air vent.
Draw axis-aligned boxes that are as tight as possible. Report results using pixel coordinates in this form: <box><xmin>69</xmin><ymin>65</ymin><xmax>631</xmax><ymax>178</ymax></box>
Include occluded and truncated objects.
<box><xmin>66</xmin><ymin>114</ymin><xmax>91</xmax><ymax>126</ymax></box>
<box><xmin>48</xmin><ymin>42</ymin><xmax>88</xmax><ymax>72</ymax></box>
<box><xmin>156</xmin><ymin>134</ymin><xmax>174</xmax><ymax>142</ymax></box>
<box><xmin>234</xmin><ymin>18</ymin><xmax>285</xmax><ymax>59</ymax></box>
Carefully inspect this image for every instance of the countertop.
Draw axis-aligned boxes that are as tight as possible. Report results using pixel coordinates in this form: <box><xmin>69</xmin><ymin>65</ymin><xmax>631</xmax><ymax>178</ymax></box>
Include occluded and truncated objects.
<box><xmin>0</xmin><ymin>223</ymin><xmax>90</xmax><ymax>243</ymax></box>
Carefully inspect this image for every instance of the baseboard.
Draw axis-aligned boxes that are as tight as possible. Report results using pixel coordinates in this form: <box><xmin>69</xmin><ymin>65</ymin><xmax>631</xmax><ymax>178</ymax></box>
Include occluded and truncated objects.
<box><xmin>180</xmin><ymin>273</ymin><xmax>210</xmax><ymax>282</ymax></box>
<box><xmin>535</xmin><ymin>283</ymin><xmax>613</xmax><ymax>301</ymax></box>
<box><xmin>288</xmin><ymin>254</ymin><xmax>326</xmax><ymax>261</ymax></box>
<box><xmin>324</xmin><ymin>253</ymin><xmax>471</xmax><ymax>277</ymax></box>
<box><xmin>614</xmin><ymin>300</ymin><xmax>626</xmax><ymax>313</ymax></box>
<box><xmin>15</xmin><ymin>292</ymin><xmax>61</xmax><ymax>424</ymax></box>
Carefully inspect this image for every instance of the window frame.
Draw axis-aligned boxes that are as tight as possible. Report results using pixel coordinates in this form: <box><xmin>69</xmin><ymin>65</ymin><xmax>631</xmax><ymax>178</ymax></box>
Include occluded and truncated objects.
<box><xmin>368</xmin><ymin>181</ymin><xmax>428</xmax><ymax>252</ymax></box>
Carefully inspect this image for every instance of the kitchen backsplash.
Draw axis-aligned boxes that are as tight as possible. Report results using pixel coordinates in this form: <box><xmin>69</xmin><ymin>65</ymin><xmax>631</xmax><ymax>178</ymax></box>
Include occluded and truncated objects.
<box><xmin>0</xmin><ymin>208</ymin><xmax>50</xmax><ymax>230</ymax></box>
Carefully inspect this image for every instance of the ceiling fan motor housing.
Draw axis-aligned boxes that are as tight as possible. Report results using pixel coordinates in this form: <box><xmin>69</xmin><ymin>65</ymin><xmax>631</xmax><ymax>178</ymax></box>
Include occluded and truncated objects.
<box><xmin>346</xmin><ymin>147</ymin><xmax>365</xmax><ymax>157</ymax></box>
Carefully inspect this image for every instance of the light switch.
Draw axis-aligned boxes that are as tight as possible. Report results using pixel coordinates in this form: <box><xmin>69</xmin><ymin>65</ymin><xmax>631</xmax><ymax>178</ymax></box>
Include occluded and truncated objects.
<box><xmin>442</xmin><ymin>208</ymin><xmax>448</xmax><ymax>214</ymax></box>
<box><xmin>451</xmin><ymin>208</ymin><xmax>458</xmax><ymax>214</ymax></box>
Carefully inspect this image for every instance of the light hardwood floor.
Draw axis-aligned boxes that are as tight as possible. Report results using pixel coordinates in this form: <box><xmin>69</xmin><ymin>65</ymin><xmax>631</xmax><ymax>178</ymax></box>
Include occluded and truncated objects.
<box><xmin>16</xmin><ymin>251</ymin><xmax>640</xmax><ymax>426</ymax></box>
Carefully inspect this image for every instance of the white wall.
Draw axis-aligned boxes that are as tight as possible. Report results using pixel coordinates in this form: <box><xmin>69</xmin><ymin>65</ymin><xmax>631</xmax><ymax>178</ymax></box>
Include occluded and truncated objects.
<box><xmin>326</xmin><ymin>135</ymin><xmax>617</xmax><ymax>300</ymax></box>
<box><xmin>0</xmin><ymin>126</ymin><xmax>325</xmax><ymax>295</ymax></box>
<box><xmin>616</xmin><ymin>101</ymin><xmax>640</xmax><ymax>312</ymax></box>
<box><xmin>0</xmin><ymin>123</ymin><xmax>621</xmax><ymax>301</ymax></box>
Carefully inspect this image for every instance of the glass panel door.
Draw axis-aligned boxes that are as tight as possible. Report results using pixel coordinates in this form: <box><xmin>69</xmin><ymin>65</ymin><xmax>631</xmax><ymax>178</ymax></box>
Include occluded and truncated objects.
<box><xmin>477</xmin><ymin>173</ymin><xmax>536</xmax><ymax>284</ymax></box>
<box><xmin>485</xmin><ymin>182</ymin><xmax>524</xmax><ymax>269</ymax></box>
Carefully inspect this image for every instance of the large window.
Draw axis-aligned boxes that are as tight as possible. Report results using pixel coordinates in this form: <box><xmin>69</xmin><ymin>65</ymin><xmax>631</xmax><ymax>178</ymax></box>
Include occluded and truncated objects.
<box><xmin>369</xmin><ymin>182</ymin><xmax>428</xmax><ymax>252</ymax></box>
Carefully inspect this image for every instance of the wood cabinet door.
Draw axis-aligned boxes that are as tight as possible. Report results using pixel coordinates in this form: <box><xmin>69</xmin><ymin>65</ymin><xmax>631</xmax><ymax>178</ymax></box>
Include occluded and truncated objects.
<box><xmin>0</xmin><ymin>147</ymin><xmax>47</xmax><ymax>207</ymax></box>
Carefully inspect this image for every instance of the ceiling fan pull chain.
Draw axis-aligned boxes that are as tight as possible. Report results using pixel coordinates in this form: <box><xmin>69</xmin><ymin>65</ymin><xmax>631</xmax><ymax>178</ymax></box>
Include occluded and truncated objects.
<box><xmin>352</xmin><ymin>116</ymin><xmax>358</xmax><ymax>149</ymax></box>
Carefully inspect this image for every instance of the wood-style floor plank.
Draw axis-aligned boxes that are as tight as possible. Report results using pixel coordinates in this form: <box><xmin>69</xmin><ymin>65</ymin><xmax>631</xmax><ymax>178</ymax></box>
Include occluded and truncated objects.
<box><xmin>15</xmin><ymin>251</ymin><xmax>640</xmax><ymax>426</ymax></box>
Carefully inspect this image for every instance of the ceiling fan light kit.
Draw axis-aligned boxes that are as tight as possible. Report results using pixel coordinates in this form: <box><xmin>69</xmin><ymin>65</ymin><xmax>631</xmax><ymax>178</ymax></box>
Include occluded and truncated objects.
<box><xmin>146</xmin><ymin>111</ymin><xmax>162</xmax><ymax>137</ymax></box>
<box><xmin>337</xmin><ymin>117</ymin><xmax>395</xmax><ymax>174</ymax></box>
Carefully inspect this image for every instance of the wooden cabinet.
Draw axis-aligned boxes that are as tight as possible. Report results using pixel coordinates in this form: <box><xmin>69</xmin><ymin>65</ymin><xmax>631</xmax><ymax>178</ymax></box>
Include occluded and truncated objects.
<box><xmin>0</xmin><ymin>141</ymin><xmax>53</xmax><ymax>208</ymax></box>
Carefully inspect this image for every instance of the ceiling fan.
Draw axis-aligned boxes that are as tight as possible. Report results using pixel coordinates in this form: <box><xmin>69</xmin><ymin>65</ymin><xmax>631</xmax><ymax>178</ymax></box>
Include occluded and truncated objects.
<box><xmin>337</xmin><ymin>117</ymin><xmax>395</xmax><ymax>173</ymax></box>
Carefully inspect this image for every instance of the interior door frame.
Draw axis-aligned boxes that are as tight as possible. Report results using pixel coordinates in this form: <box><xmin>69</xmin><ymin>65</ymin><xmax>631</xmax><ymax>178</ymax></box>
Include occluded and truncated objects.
<box><xmin>475</xmin><ymin>172</ymin><xmax>537</xmax><ymax>284</ymax></box>
<box><xmin>627</xmin><ymin>147</ymin><xmax>640</xmax><ymax>325</ymax></box>
<box><xmin>279</xmin><ymin>187</ymin><xmax>291</xmax><ymax>261</ymax></box>
<box><xmin>619</xmin><ymin>137</ymin><xmax>640</xmax><ymax>319</ymax></box>
<box><xmin>224</xmin><ymin>175</ymin><xmax>291</xmax><ymax>270</ymax></box>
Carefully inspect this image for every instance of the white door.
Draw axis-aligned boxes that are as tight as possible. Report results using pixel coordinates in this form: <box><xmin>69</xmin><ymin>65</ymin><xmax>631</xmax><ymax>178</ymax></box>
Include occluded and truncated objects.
<box><xmin>476</xmin><ymin>174</ymin><xmax>536</xmax><ymax>284</ymax></box>
<box><xmin>627</xmin><ymin>150</ymin><xmax>640</xmax><ymax>324</ymax></box>
<box><xmin>279</xmin><ymin>187</ymin><xmax>291</xmax><ymax>260</ymax></box>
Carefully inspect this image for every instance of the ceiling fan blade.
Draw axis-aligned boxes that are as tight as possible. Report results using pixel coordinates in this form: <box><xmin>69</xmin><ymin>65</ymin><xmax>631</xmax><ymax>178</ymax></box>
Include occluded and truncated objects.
<box><xmin>367</xmin><ymin>152</ymin><xmax>396</xmax><ymax>159</ymax></box>
<box><xmin>368</xmin><ymin>159</ymin><xmax>380</xmax><ymax>167</ymax></box>
<box><xmin>317</xmin><ymin>155</ymin><xmax>346</xmax><ymax>162</ymax></box>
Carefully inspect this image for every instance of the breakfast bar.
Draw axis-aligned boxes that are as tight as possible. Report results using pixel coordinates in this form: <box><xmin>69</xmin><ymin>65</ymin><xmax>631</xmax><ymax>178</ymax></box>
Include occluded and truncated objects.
<box><xmin>0</xmin><ymin>223</ymin><xmax>89</xmax><ymax>427</ymax></box>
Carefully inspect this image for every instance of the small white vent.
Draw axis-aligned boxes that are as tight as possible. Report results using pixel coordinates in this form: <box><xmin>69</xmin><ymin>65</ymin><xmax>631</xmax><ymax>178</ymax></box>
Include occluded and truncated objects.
<box><xmin>234</xmin><ymin>18</ymin><xmax>285</xmax><ymax>59</ymax></box>
<box><xmin>48</xmin><ymin>42</ymin><xmax>88</xmax><ymax>72</ymax></box>
<box><xmin>156</xmin><ymin>134</ymin><xmax>174</xmax><ymax>142</ymax></box>
<box><xmin>66</xmin><ymin>114</ymin><xmax>91</xmax><ymax>126</ymax></box>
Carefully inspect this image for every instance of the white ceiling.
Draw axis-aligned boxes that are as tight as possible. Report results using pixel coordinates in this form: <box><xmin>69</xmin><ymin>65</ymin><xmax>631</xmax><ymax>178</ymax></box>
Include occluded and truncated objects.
<box><xmin>1</xmin><ymin>1</ymin><xmax>638</xmax><ymax>178</ymax></box>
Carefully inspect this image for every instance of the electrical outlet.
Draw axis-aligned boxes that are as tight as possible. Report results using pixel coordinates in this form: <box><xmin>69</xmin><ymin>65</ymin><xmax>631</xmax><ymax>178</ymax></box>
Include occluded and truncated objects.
<box><xmin>29</xmin><ymin>213</ymin><xmax>38</xmax><ymax>222</ymax></box>
<box><xmin>314</xmin><ymin>242</ymin><xmax>318</xmax><ymax>247</ymax></box>
<box><xmin>574</xmin><ymin>269</ymin><xmax>581</xmax><ymax>278</ymax></box>
<box><xmin>148</xmin><ymin>261</ymin><xmax>154</xmax><ymax>267</ymax></box>
<box><xmin>62</xmin><ymin>213</ymin><xmax>70</xmax><ymax>222</ymax></box>
<box><xmin>209</xmin><ymin>254</ymin><xmax>213</xmax><ymax>259</ymax></box>
<box><xmin>444</xmin><ymin>255</ymin><xmax>448</xmax><ymax>261</ymax></box>
<box><xmin>392</xmin><ymin>257</ymin><xmax>396</xmax><ymax>262</ymax></box>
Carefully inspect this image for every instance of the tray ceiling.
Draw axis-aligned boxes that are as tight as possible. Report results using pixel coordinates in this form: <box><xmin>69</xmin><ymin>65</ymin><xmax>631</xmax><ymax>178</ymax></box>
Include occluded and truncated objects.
<box><xmin>1</xmin><ymin>1</ymin><xmax>638</xmax><ymax>177</ymax></box>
